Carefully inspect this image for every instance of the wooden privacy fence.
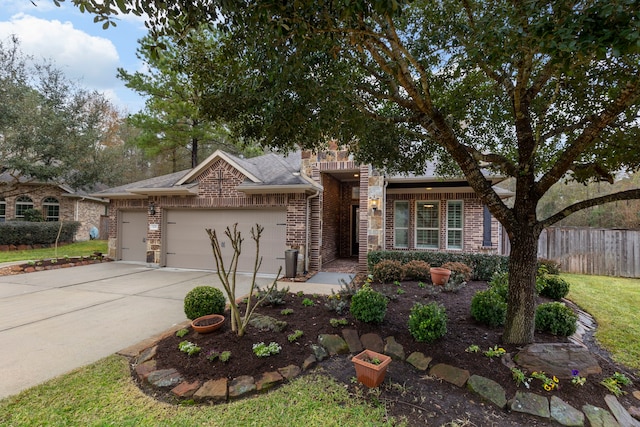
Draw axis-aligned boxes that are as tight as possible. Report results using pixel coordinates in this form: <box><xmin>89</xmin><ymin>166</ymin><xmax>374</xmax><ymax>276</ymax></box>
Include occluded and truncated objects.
<box><xmin>501</xmin><ymin>227</ymin><xmax>640</xmax><ymax>278</ymax></box>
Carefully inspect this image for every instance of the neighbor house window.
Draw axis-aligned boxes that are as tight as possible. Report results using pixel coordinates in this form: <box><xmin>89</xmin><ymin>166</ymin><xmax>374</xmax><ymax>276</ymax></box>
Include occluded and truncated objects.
<box><xmin>43</xmin><ymin>197</ymin><xmax>60</xmax><ymax>221</ymax></box>
<box><xmin>0</xmin><ymin>198</ymin><xmax>5</xmax><ymax>222</ymax></box>
<box><xmin>447</xmin><ymin>200</ymin><xmax>463</xmax><ymax>250</ymax></box>
<box><xmin>15</xmin><ymin>196</ymin><xmax>34</xmax><ymax>219</ymax></box>
<box><xmin>394</xmin><ymin>201</ymin><xmax>409</xmax><ymax>248</ymax></box>
<box><xmin>416</xmin><ymin>201</ymin><xmax>439</xmax><ymax>249</ymax></box>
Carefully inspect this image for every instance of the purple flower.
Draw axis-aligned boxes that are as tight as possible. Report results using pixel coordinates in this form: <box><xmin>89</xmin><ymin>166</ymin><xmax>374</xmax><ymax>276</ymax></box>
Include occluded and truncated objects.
<box><xmin>571</xmin><ymin>369</ymin><xmax>579</xmax><ymax>376</ymax></box>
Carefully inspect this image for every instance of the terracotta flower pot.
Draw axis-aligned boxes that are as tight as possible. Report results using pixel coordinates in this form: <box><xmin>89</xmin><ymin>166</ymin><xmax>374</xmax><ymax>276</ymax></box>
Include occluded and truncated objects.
<box><xmin>430</xmin><ymin>267</ymin><xmax>452</xmax><ymax>286</ymax></box>
<box><xmin>351</xmin><ymin>349</ymin><xmax>392</xmax><ymax>388</ymax></box>
<box><xmin>191</xmin><ymin>314</ymin><xmax>225</xmax><ymax>334</ymax></box>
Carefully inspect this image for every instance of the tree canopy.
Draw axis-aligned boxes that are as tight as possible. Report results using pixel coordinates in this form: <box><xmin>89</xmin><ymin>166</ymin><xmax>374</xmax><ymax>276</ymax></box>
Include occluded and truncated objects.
<box><xmin>0</xmin><ymin>36</ymin><xmax>128</xmax><ymax>193</ymax></box>
<box><xmin>63</xmin><ymin>0</ymin><xmax>640</xmax><ymax>344</ymax></box>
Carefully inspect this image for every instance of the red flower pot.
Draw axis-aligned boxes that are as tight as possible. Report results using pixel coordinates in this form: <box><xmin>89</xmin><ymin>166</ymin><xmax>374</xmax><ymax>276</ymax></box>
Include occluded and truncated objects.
<box><xmin>430</xmin><ymin>267</ymin><xmax>451</xmax><ymax>286</ymax></box>
<box><xmin>351</xmin><ymin>349</ymin><xmax>392</xmax><ymax>388</ymax></box>
<box><xmin>191</xmin><ymin>314</ymin><xmax>225</xmax><ymax>334</ymax></box>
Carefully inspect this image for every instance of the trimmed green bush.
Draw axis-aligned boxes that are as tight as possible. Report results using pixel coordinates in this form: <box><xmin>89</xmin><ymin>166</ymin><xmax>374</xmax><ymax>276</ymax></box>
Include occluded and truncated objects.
<box><xmin>488</xmin><ymin>271</ymin><xmax>509</xmax><ymax>300</ymax></box>
<box><xmin>371</xmin><ymin>259</ymin><xmax>404</xmax><ymax>283</ymax></box>
<box><xmin>367</xmin><ymin>250</ymin><xmax>508</xmax><ymax>281</ymax></box>
<box><xmin>408</xmin><ymin>302</ymin><xmax>447</xmax><ymax>343</ymax></box>
<box><xmin>184</xmin><ymin>286</ymin><xmax>226</xmax><ymax>320</ymax></box>
<box><xmin>0</xmin><ymin>221</ymin><xmax>80</xmax><ymax>245</ymax></box>
<box><xmin>539</xmin><ymin>275</ymin><xmax>570</xmax><ymax>300</ymax></box>
<box><xmin>350</xmin><ymin>284</ymin><xmax>388</xmax><ymax>323</ymax></box>
<box><xmin>402</xmin><ymin>260</ymin><xmax>431</xmax><ymax>281</ymax></box>
<box><xmin>470</xmin><ymin>289</ymin><xmax>507</xmax><ymax>327</ymax></box>
<box><xmin>535</xmin><ymin>302</ymin><xmax>577</xmax><ymax>336</ymax></box>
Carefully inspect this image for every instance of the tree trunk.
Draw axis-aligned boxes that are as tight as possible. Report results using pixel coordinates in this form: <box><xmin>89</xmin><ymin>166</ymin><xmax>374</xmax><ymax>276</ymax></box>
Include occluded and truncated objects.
<box><xmin>502</xmin><ymin>225</ymin><xmax>540</xmax><ymax>344</ymax></box>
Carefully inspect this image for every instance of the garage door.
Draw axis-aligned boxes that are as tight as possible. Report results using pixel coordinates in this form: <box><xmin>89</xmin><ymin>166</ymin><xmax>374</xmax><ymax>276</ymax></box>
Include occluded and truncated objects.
<box><xmin>120</xmin><ymin>210</ymin><xmax>147</xmax><ymax>262</ymax></box>
<box><xmin>165</xmin><ymin>209</ymin><xmax>287</xmax><ymax>274</ymax></box>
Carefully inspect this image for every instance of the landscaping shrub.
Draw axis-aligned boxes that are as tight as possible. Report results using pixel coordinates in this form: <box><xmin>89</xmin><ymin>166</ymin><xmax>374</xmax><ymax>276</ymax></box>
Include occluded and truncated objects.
<box><xmin>0</xmin><ymin>221</ymin><xmax>80</xmax><ymax>246</ymax></box>
<box><xmin>408</xmin><ymin>302</ymin><xmax>447</xmax><ymax>343</ymax></box>
<box><xmin>258</xmin><ymin>283</ymin><xmax>290</xmax><ymax>306</ymax></box>
<box><xmin>350</xmin><ymin>284</ymin><xmax>388</xmax><ymax>323</ymax></box>
<box><xmin>535</xmin><ymin>302</ymin><xmax>577</xmax><ymax>336</ymax></box>
<box><xmin>372</xmin><ymin>259</ymin><xmax>405</xmax><ymax>283</ymax></box>
<box><xmin>488</xmin><ymin>271</ymin><xmax>509</xmax><ymax>300</ymax></box>
<box><xmin>441</xmin><ymin>261</ymin><xmax>472</xmax><ymax>282</ymax></box>
<box><xmin>184</xmin><ymin>286</ymin><xmax>226</xmax><ymax>320</ymax></box>
<box><xmin>537</xmin><ymin>258</ymin><xmax>561</xmax><ymax>275</ymax></box>
<box><xmin>539</xmin><ymin>275</ymin><xmax>570</xmax><ymax>300</ymax></box>
<box><xmin>402</xmin><ymin>260</ymin><xmax>431</xmax><ymax>281</ymax></box>
<box><xmin>367</xmin><ymin>250</ymin><xmax>508</xmax><ymax>281</ymax></box>
<box><xmin>470</xmin><ymin>289</ymin><xmax>507</xmax><ymax>327</ymax></box>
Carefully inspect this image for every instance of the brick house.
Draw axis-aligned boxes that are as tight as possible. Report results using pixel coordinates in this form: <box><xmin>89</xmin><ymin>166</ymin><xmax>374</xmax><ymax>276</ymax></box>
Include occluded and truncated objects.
<box><xmin>0</xmin><ymin>174</ymin><xmax>109</xmax><ymax>241</ymax></box>
<box><xmin>95</xmin><ymin>144</ymin><xmax>510</xmax><ymax>274</ymax></box>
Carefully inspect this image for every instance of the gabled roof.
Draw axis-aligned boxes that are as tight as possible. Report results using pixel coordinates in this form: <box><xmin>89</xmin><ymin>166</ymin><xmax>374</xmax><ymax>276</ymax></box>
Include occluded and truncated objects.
<box><xmin>94</xmin><ymin>150</ymin><xmax>321</xmax><ymax>198</ymax></box>
<box><xmin>0</xmin><ymin>171</ymin><xmax>108</xmax><ymax>203</ymax></box>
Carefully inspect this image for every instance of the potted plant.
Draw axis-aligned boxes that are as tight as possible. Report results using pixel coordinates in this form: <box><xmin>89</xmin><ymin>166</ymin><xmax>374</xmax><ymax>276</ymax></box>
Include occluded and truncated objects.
<box><xmin>430</xmin><ymin>267</ymin><xmax>451</xmax><ymax>285</ymax></box>
<box><xmin>351</xmin><ymin>349</ymin><xmax>392</xmax><ymax>387</ymax></box>
<box><xmin>191</xmin><ymin>314</ymin><xmax>225</xmax><ymax>334</ymax></box>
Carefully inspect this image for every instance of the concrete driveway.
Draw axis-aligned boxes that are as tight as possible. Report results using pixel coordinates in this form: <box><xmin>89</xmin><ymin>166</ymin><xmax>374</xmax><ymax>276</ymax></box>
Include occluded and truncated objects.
<box><xmin>0</xmin><ymin>262</ymin><xmax>341</xmax><ymax>399</ymax></box>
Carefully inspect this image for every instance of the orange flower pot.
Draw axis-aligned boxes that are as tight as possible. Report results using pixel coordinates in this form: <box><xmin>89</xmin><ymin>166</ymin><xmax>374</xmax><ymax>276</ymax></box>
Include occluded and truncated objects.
<box><xmin>430</xmin><ymin>267</ymin><xmax>451</xmax><ymax>286</ymax></box>
<box><xmin>191</xmin><ymin>314</ymin><xmax>225</xmax><ymax>334</ymax></box>
<box><xmin>351</xmin><ymin>349</ymin><xmax>392</xmax><ymax>388</ymax></box>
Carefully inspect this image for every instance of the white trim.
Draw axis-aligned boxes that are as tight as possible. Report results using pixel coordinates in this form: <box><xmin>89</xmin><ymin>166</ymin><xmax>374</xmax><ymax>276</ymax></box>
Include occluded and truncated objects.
<box><xmin>446</xmin><ymin>200</ymin><xmax>464</xmax><ymax>250</ymax></box>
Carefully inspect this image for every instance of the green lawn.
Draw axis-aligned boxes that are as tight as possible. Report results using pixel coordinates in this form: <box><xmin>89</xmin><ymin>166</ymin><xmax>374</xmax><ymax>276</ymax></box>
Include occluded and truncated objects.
<box><xmin>0</xmin><ymin>355</ymin><xmax>392</xmax><ymax>426</ymax></box>
<box><xmin>563</xmin><ymin>273</ymin><xmax>640</xmax><ymax>371</ymax></box>
<box><xmin>0</xmin><ymin>240</ymin><xmax>108</xmax><ymax>263</ymax></box>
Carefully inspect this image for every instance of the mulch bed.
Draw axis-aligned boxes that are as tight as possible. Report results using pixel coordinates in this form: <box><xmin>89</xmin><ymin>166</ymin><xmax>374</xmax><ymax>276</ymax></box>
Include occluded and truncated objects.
<box><xmin>146</xmin><ymin>279</ymin><xmax>639</xmax><ymax>426</ymax></box>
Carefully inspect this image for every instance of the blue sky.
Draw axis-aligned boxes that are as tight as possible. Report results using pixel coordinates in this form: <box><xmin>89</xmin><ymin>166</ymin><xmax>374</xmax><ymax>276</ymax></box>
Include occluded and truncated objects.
<box><xmin>0</xmin><ymin>0</ymin><xmax>147</xmax><ymax>113</ymax></box>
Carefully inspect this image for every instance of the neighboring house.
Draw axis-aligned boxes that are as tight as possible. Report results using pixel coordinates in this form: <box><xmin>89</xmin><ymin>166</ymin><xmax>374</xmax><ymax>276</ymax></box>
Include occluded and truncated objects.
<box><xmin>0</xmin><ymin>173</ymin><xmax>109</xmax><ymax>241</ymax></box>
<box><xmin>95</xmin><ymin>142</ymin><xmax>511</xmax><ymax>274</ymax></box>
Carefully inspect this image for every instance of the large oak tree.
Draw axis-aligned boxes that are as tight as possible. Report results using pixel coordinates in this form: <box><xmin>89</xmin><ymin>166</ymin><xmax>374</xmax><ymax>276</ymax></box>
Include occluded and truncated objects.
<box><xmin>65</xmin><ymin>0</ymin><xmax>640</xmax><ymax>344</ymax></box>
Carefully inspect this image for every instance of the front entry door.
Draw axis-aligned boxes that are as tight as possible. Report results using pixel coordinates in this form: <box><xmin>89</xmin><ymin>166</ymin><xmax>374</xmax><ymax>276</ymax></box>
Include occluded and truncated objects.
<box><xmin>351</xmin><ymin>205</ymin><xmax>360</xmax><ymax>256</ymax></box>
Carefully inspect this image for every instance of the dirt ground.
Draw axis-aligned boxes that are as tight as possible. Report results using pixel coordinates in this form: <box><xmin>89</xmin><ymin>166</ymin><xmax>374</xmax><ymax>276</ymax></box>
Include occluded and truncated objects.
<box><xmin>150</xmin><ymin>279</ymin><xmax>639</xmax><ymax>426</ymax></box>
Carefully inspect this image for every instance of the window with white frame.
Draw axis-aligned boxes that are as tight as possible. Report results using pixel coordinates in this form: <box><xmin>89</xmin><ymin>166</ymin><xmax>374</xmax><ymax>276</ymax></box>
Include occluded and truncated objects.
<box><xmin>43</xmin><ymin>197</ymin><xmax>60</xmax><ymax>221</ymax></box>
<box><xmin>15</xmin><ymin>196</ymin><xmax>34</xmax><ymax>219</ymax></box>
<box><xmin>394</xmin><ymin>201</ymin><xmax>409</xmax><ymax>248</ymax></box>
<box><xmin>416</xmin><ymin>201</ymin><xmax>439</xmax><ymax>249</ymax></box>
<box><xmin>0</xmin><ymin>198</ymin><xmax>5</xmax><ymax>222</ymax></box>
<box><xmin>447</xmin><ymin>200</ymin><xmax>463</xmax><ymax>250</ymax></box>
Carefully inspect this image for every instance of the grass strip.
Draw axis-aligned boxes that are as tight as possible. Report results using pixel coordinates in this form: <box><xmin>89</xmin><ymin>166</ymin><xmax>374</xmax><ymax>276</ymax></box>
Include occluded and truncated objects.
<box><xmin>563</xmin><ymin>273</ymin><xmax>640</xmax><ymax>371</ymax></box>
<box><xmin>0</xmin><ymin>241</ymin><xmax>108</xmax><ymax>263</ymax></box>
<box><xmin>0</xmin><ymin>355</ymin><xmax>393</xmax><ymax>426</ymax></box>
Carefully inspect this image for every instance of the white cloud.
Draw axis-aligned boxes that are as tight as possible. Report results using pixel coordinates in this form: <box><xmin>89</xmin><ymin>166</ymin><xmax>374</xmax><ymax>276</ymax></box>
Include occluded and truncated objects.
<box><xmin>0</xmin><ymin>14</ymin><xmax>120</xmax><ymax>91</ymax></box>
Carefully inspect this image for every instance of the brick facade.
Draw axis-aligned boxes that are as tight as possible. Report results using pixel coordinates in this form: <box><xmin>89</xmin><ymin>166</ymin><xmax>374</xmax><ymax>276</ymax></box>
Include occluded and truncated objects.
<box><xmin>1</xmin><ymin>184</ymin><xmax>106</xmax><ymax>241</ymax></box>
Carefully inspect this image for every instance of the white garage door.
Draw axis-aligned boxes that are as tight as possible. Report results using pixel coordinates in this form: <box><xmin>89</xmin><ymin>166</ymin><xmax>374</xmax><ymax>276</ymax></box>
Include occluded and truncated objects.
<box><xmin>164</xmin><ymin>209</ymin><xmax>287</xmax><ymax>274</ymax></box>
<box><xmin>120</xmin><ymin>210</ymin><xmax>147</xmax><ymax>262</ymax></box>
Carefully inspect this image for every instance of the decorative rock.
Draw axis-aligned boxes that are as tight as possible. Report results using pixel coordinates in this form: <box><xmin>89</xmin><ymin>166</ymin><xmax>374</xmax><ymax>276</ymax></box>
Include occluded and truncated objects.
<box><xmin>194</xmin><ymin>378</ymin><xmax>228</xmax><ymax>402</ymax></box>
<box><xmin>634</xmin><ymin>390</ymin><xmax>640</xmax><ymax>401</ymax></box>
<box><xmin>278</xmin><ymin>364</ymin><xmax>301</xmax><ymax>380</ymax></box>
<box><xmin>466</xmin><ymin>375</ymin><xmax>507</xmax><ymax>409</ymax></box>
<box><xmin>429</xmin><ymin>363</ymin><xmax>470</xmax><ymax>388</ymax></box>
<box><xmin>629</xmin><ymin>406</ymin><xmax>640</xmax><ymax>421</ymax></box>
<box><xmin>360</xmin><ymin>333</ymin><xmax>384</xmax><ymax>353</ymax></box>
<box><xmin>135</xmin><ymin>360</ymin><xmax>156</xmax><ymax>381</ymax></box>
<box><xmin>342</xmin><ymin>329</ymin><xmax>363</xmax><ymax>353</ymax></box>
<box><xmin>604</xmin><ymin>394</ymin><xmax>640</xmax><ymax>427</ymax></box>
<box><xmin>302</xmin><ymin>354</ymin><xmax>317</xmax><ymax>371</ymax></box>
<box><xmin>582</xmin><ymin>404</ymin><xmax>620</xmax><ymax>427</ymax></box>
<box><xmin>515</xmin><ymin>343</ymin><xmax>601</xmax><ymax>379</ymax></box>
<box><xmin>171</xmin><ymin>380</ymin><xmax>201</xmax><ymax>398</ymax></box>
<box><xmin>384</xmin><ymin>336</ymin><xmax>405</xmax><ymax>361</ymax></box>
<box><xmin>318</xmin><ymin>334</ymin><xmax>349</xmax><ymax>355</ymax></box>
<box><xmin>256</xmin><ymin>371</ymin><xmax>284</xmax><ymax>391</ymax></box>
<box><xmin>146</xmin><ymin>369</ymin><xmax>183</xmax><ymax>388</ymax></box>
<box><xmin>310</xmin><ymin>344</ymin><xmax>328</xmax><ymax>361</ymax></box>
<box><xmin>509</xmin><ymin>391</ymin><xmax>550</xmax><ymax>418</ymax></box>
<box><xmin>229</xmin><ymin>375</ymin><xmax>256</xmax><ymax>398</ymax></box>
<box><xmin>550</xmin><ymin>396</ymin><xmax>585</xmax><ymax>426</ymax></box>
<box><xmin>406</xmin><ymin>352</ymin><xmax>431</xmax><ymax>371</ymax></box>
<box><xmin>248</xmin><ymin>314</ymin><xmax>287</xmax><ymax>332</ymax></box>
<box><xmin>135</xmin><ymin>345</ymin><xmax>157</xmax><ymax>365</ymax></box>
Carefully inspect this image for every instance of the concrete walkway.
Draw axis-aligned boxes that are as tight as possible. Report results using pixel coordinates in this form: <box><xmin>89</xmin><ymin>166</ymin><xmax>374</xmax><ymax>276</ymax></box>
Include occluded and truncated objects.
<box><xmin>0</xmin><ymin>262</ymin><xmax>341</xmax><ymax>399</ymax></box>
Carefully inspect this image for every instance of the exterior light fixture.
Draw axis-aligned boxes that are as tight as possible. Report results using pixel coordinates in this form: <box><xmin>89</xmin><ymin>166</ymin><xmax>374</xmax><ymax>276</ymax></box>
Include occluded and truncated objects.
<box><xmin>371</xmin><ymin>197</ymin><xmax>379</xmax><ymax>212</ymax></box>
<box><xmin>149</xmin><ymin>202</ymin><xmax>156</xmax><ymax>216</ymax></box>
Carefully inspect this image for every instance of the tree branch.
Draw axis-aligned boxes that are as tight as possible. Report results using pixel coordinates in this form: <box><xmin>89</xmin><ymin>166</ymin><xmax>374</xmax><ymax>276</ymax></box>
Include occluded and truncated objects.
<box><xmin>542</xmin><ymin>188</ymin><xmax>640</xmax><ymax>227</ymax></box>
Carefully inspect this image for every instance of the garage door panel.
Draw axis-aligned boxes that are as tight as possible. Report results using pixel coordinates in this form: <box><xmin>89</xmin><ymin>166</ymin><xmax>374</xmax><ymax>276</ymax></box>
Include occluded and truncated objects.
<box><xmin>165</xmin><ymin>210</ymin><xmax>286</xmax><ymax>274</ymax></box>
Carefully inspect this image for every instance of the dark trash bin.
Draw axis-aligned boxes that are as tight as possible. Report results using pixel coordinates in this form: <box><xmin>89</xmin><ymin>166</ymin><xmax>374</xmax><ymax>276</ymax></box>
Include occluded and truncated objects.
<box><xmin>285</xmin><ymin>249</ymin><xmax>299</xmax><ymax>278</ymax></box>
